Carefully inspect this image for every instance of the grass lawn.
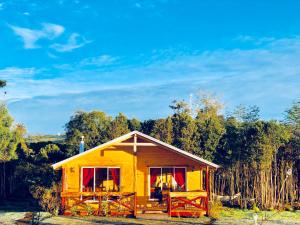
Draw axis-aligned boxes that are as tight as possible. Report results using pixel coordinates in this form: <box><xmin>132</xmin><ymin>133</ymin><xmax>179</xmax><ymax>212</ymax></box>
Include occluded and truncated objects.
<box><xmin>1</xmin><ymin>205</ymin><xmax>300</xmax><ymax>225</ymax></box>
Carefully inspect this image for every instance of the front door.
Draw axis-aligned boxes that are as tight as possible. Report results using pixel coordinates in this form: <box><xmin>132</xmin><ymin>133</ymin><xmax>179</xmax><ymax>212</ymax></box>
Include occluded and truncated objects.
<box><xmin>149</xmin><ymin>167</ymin><xmax>186</xmax><ymax>210</ymax></box>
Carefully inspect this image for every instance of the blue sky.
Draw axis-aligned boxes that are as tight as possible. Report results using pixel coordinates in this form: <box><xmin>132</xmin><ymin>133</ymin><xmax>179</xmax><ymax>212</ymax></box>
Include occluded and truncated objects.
<box><xmin>1</xmin><ymin>0</ymin><xmax>300</xmax><ymax>134</ymax></box>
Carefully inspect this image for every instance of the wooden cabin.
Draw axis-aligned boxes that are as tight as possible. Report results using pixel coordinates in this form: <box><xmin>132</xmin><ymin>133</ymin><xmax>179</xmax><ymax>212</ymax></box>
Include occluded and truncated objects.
<box><xmin>52</xmin><ymin>131</ymin><xmax>219</xmax><ymax>217</ymax></box>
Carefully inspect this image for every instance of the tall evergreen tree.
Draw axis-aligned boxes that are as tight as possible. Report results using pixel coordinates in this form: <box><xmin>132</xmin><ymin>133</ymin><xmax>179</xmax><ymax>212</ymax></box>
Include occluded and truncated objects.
<box><xmin>128</xmin><ymin>118</ymin><xmax>141</xmax><ymax>131</ymax></box>
<box><xmin>151</xmin><ymin>117</ymin><xmax>173</xmax><ymax>144</ymax></box>
<box><xmin>194</xmin><ymin>94</ymin><xmax>225</xmax><ymax>160</ymax></box>
<box><xmin>0</xmin><ymin>104</ymin><xmax>27</xmax><ymax>198</ymax></box>
<box><xmin>107</xmin><ymin>113</ymin><xmax>130</xmax><ymax>139</ymax></box>
<box><xmin>170</xmin><ymin>101</ymin><xmax>197</xmax><ymax>153</ymax></box>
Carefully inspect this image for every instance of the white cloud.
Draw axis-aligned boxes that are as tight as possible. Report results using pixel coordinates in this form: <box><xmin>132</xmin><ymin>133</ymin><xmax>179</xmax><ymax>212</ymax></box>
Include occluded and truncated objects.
<box><xmin>50</xmin><ymin>33</ymin><xmax>91</xmax><ymax>52</ymax></box>
<box><xmin>0</xmin><ymin>2</ymin><xmax>4</xmax><ymax>10</ymax></box>
<box><xmin>80</xmin><ymin>55</ymin><xmax>117</xmax><ymax>67</ymax></box>
<box><xmin>10</xmin><ymin>23</ymin><xmax>65</xmax><ymax>49</ymax></box>
<box><xmin>0</xmin><ymin>67</ymin><xmax>38</xmax><ymax>79</ymax></box>
<box><xmin>42</xmin><ymin>23</ymin><xmax>65</xmax><ymax>39</ymax></box>
<box><xmin>6</xmin><ymin>36</ymin><xmax>300</xmax><ymax>132</ymax></box>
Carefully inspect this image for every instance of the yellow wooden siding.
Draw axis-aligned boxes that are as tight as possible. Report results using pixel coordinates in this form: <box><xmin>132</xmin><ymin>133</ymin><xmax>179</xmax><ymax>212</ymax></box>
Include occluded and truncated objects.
<box><xmin>62</xmin><ymin>144</ymin><xmax>204</xmax><ymax>206</ymax></box>
<box><xmin>63</xmin><ymin>146</ymin><xmax>135</xmax><ymax>193</ymax></box>
<box><xmin>136</xmin><ymin>146</ymin><xmax>203</xmax><ymax>205</ymax></box>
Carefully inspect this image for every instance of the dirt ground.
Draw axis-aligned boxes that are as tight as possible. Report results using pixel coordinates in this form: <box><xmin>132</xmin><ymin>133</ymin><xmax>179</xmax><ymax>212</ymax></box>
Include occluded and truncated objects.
<box><xmin>1</xmin><ymin>211</ymin><xmax>300</xmax><ymax>225</ymax></box>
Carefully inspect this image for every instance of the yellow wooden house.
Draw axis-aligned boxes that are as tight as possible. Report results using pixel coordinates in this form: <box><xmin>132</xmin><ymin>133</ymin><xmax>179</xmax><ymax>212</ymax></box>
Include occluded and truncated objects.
<box><xmin>52</xmin><ymin>131</ymin><xmax>219</xmax><ymax>217</ymax></box>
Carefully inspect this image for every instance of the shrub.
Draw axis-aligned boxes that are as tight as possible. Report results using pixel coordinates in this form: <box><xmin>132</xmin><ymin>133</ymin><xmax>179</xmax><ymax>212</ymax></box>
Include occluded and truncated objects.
<box><xmin>284</xmin><ymin>204</ymin><xmax>294</xmax><ymax>211</ymax></box>
<box><xmin>209</xmin><ymin>199</ymin><xmax>223</xmax><ymax>220</ymax></box>
<box><xmin>30</xmin><ymin>182</ymin><xmax>61</xmax><ymax>215</ymax></box>
<box><xmin>70</xmin><ymin>205</ymin><xmax>79</xmax><ymax>216</ymax></box>
<box><xmin>252</xmin><ymin>203</ymin><xmax>260</xmax><ymax>213</ymax></box>
<box><xmin>84</xmin><ymin>204</ymin><xmax>95</xmax><ymax>216</ymax></box>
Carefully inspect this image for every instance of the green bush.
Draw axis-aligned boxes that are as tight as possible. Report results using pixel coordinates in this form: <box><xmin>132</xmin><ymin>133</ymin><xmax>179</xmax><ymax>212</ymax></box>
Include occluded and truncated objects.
<box><xmin>70</xmin><ymin>205</ymin><xmax>79</xmax><ymax>216</ymax></box>
<box><xmin>209</xmin><ymin>199</ymin><xmax>223</xmax><ymax>220</ymax></box>
<box><xmin>30</xmin><ymin>182</ymin><xmax>61</xmax><ymax>215</ymax></box>
<box><xmin>84</xmin><ymin>204</ymin><xmax>95</xmax><ymax>216</ymax></box>
<box><xmin>252</xmin><ymin>203</ymin><xmax>260</xmax><ymax>213</ymax></box>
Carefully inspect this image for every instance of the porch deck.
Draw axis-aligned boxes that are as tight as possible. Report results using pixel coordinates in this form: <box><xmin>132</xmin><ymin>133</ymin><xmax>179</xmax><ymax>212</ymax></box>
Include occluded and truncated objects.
<box><xmin>61</xmin><ymin>191</ymin><xmax>208</xmax><ymax>217</ymax></box>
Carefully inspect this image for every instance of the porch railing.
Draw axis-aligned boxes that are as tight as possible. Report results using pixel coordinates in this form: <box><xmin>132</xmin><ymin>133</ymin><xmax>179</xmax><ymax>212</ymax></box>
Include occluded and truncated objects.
<box><xmin>167</xmin><ymin>191</ymin><xmax>208</xmax><ymax>217</ymax></box>
<box><xmin>61</xmin><ymin>191</ymin><xmax>208</xmax><ymax>217</ymax></box>
<box><xmin>61</xmin><ymin>191</ymin><xmax>137</xmax><ymax>217</ymax></box>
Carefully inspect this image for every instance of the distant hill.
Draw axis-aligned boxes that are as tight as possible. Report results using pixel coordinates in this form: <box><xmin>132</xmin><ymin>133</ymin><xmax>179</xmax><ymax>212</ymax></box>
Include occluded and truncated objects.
<box><xmin>26</xmin><ymin>134</ymin><xmax>65</xmax><ymax>144</ymax></box>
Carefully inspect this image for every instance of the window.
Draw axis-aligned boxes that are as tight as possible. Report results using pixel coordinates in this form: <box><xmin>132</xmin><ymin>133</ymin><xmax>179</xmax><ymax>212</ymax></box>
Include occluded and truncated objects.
<box><xmin>149</xmin><ymin>167</ymin><xmax>186</xmax><ymax>199</ymax></box>
<box><xmin>82</xmin><ymin>167</ymin><xmax>120</xmax><ymax>193</ymax></box>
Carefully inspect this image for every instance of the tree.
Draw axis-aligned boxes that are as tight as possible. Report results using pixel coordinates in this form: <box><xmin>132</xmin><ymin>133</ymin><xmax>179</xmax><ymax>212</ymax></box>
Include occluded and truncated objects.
<box><xmin>232</xmin><ymin>105</ymin><xmax>260</xmax><ymax>122</ymax></box>
<box><xmin>141</xmin><ymin>119</ymin><xmax>156</xmax><ymax>135</ymax></box>
<box><xmin>170</xmin><ymin>101</ymin><xmax>197</xmax><ymax>153</ymax></box>
<box><xmin>36</xmin><ymin>144</ymin><xmax>60</xmax><ymax>162</ymax></box>
<box><xmin>194</xmin><ymin>94</ymin><xmax>225</xmax><ymax>160</ymax></box>
<box><xmin>151</xmin><ymin>117</ymin><xmax>173</xmax><ymax>144</ymax></box>
<box><xmin>0</xmin><ymin>104</ymin><xmax>27</xmax><ymax>198</ymax></box>
<box><xmin>128</xmin><ymin>118</ymin><xmax>141</xmax><ymax>131</ymax></box>
<box><xmin>107</xmin><ymin>113</ymin><xmax>130</xmax><ymax>139</ymax></box>
<box><xmin>65</xmin><ymin>111</ymin><xmax>112</xmax><ymax>155</ymax></box>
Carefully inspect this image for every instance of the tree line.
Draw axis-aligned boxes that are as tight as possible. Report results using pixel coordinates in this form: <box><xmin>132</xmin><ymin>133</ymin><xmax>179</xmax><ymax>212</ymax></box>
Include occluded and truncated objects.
<box><xmin>0</xmin><ymin>80</ymin><xmax>299</xmax><ymax>211</ymax></box>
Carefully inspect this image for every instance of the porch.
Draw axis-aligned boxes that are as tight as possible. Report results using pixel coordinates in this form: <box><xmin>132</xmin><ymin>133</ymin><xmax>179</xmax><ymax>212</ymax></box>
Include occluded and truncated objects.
<box><xmin>61</xmin><ymin>191</ymin><xmax>209</xmax><ymax>217</ymax></box>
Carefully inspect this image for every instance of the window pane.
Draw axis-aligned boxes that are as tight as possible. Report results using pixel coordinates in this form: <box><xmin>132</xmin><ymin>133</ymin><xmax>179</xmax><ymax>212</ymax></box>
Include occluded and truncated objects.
<box><xmin>108</xmin><ymin>168</ymin><xmax>120</xmax><ymax>191</ymax></box>
<box><xmin>95</xmin><ymin>168</ymin><xmax>107</xmax><ymax>192</ymax></box>
<box><xmin>82</xmin><ymin>168</ymin><xmax>94</xmax><ymax>192</ymax></box>
<box><xmin>174</xmin><ymin>168</ymin><xmax>186</xmax><ymax>191</ymax></box>
<box><xmin>162</xmin><ymin>168</ymin><xmax>173</xmax><ymax>190</ymax></box>
<box><xmin>150</xmin><ymin>168</ymin><xmax>161</xmax><ymax>199</ymax></box>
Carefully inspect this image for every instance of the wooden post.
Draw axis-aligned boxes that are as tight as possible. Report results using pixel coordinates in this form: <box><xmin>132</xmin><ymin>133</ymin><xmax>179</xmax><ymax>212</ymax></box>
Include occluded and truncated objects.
<box><xmin>134</xmin><ymin>192</ymin><xmax>137</xmax><ymax>217</ymax></box>
<box><xmin>98</xmin><ymin>194</ymin><xmax>102</xmax><ymax>216</ymax></box>
<box><xmin>205</xmin><ymin>166</ymin><xmax>209</xmax><ymax>216</ymax></box>
<box><xmin>168</xmin><ymin>193</ymin><xmax>172</xmax><ymax>217</ymax></box>
<box><xmin>61</xmin><ymin>167</ymin><xmax>66</xmax><ymax>211</ymax></box>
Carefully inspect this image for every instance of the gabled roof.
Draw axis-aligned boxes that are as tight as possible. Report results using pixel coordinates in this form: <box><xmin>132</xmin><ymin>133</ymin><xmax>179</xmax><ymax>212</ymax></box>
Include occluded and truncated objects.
<box><xmin>52</xmin><ymin>131</ymin><xmax>220</xmax><ymax>170</ymax></box>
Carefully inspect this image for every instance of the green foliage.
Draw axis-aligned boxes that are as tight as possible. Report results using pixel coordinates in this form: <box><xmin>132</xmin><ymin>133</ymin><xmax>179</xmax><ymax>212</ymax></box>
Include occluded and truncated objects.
<box><xmin>285</xmin><ymin>101</ymin><xmax>300</xmax><ymax>126</ymax></box>
<box><xmin>128</xmin><ymin>118</ymin><xmax>141</xmax><ymax>131</ymax></box>
<box><xmin>0</xmin><ymin>105</ymin><xmax>27</xmax><ymax>162</ymax></box>
<box><xmin>151</xmin><ymin>117</ymin><xmax>173</xmax><ymax>144</ymax></box>
<box><xmin>232</xmin><ymin>105</ymin><xmax>260</xmax><ymax>122</ymax></box>
<box><xmin>107</xmin><ymin>113</ymin><xmax>130</xmax><ymax>139</ymax></box>
<box><xmin>70</xmin><ymin>205</ymin><xmax>79</xmax><ymax>216</ymax></box>
<box><xmin>141</xmin><ymin>119</ymin><xmax>156</xmax><ymax>134</ymax></box>
<box><xmin>209</xmin><ymin>199</ymin><xmax>223</xmax><ymax>220</ymax></box>
<box><xmin>36</xmin><ymin>144</ymin><xmax>60</xmax><ymax>161</ymax></box>
<box><xmin>195</xmin><ymin>96</ymin><xmax>225</xmax><ymax>160</ymax></box>
<box><xmin>171</xmin><ymin>101</ymin><xmax>197</xmax><ymax>153</ymax></box>
<box><xmin>84</xmin><ymin>204</ymin><xmax>95</xmax><ymax>215</ymax></box>
<box><xmin>65</xmin><ymin>111</ymin><xmax>112</xmax><ymax>155</ymax></box>
<box><xmin>30</xmin><ymin>183</ymin><xmax>61</xmax><ymax>215</ymax></box>
<box><xmin>252</xmin><ymin>203</ymin><xmax>260</xmax><ymax>213</ymax></box>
